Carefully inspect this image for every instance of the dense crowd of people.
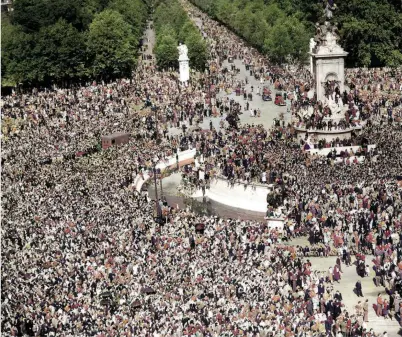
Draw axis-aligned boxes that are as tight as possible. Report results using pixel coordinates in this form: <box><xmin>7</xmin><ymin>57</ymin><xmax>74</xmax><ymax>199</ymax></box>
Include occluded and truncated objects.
<box><xmin>2</xmin><ymin>1</ymin><xmax>402</xmax><ymax>336</ymax></box>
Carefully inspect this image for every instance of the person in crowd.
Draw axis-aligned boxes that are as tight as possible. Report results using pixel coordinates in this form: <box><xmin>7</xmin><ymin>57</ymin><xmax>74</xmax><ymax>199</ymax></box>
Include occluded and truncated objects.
<box><xmin>355</xmin><ymin>280</ymin><xmax>364</xmax><ymax>297</ymax></box>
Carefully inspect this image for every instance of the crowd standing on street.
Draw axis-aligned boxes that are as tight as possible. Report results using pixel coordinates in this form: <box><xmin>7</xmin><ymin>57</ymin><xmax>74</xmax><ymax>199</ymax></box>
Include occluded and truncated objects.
<box><xmin>2</xmin><ymin>3</ymin><xmax>402</xmax><ymax>337</ymax></box>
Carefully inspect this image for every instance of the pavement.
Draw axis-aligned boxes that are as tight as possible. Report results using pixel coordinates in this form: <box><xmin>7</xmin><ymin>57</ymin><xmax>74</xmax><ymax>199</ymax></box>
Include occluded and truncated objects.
<box><xmin>311</xmin><ymin>255</ymin><xmax>401</xmax><ymax>335</ymax></box>
<box><xmin>287</xmin><ymin>237</ymin><xmax>401</xmax><ymax>335</ymax></box>
<box><xmin>167</xmin><ymin>57</ymin><xmax>288</xmax><ymax>136</ymax></box>
<box><xmin>140</xmin><ymin>21</ymin><xmax>156</xmax><ymax>66</ymax></box>
<box><xmin>140</xmin><ymin>19</ymin><xmax>287</xmax><ymax>136</ymax></box>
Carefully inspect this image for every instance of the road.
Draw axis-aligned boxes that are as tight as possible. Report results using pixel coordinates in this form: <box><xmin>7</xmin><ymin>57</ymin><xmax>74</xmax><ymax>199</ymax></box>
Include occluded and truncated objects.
<box><xmin>140</xmin><ymin>18</ymin><xmax>287</xmax><ymax>136</ymax></box>
<box><xmin>288</xmin><ymin>237</ymin><xmax>402</xmax><ymax>335</ymax></box>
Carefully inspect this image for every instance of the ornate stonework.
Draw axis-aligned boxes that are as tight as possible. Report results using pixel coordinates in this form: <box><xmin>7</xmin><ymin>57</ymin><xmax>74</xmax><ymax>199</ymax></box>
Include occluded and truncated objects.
<box><xmin>310</xmin><ymin>1</ymin><xmax>348</xmax><ymax>102</ymax></box>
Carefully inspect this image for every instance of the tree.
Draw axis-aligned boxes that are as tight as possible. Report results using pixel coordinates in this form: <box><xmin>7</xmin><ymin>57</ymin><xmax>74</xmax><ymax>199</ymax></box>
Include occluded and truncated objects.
<box><xmin>191</xmin><ymin>0</ymin><xmax>310</xmax><ymax>64</ymax></box>
<box><xmin>87</xmin><ymin>9</ymin><xmax>138</xmax><ymax>79</ymax></box>
<box><xmin>12</xmin><ymin>0</ymin><xmax>83</xmax><ymax>32</ymax></box>
<box><xmin>108</xmin><ymin>0</ymin><xmax>146</xmax><ymax>39</ymax></box>
<box><xmin>216</xmin><ymin>0</ymin><xmax>235</xmax><ymax>24</ymax></box>
<box><xmin>154</xmin><ymin>34</ymin><xmax>178</xmax><ymax>69</ymax></box>
<box><xmin>248</xmin><ymin>13</ymin><xmax>270</xmax><ymax>49</ymax></box>
<box><xmin>178</xmin><ymin>21</ymin><xmax>198</xmax><ymax>45</ymax></box>
<box><xmin>335</xmin><ymin>0</ymin><xmax>402</xmax><ymax>67</ymax></box>
<box><xmin>190</xmin><ymin>0</ymin><xmax>401</xmax><ymax>67</ymax></box>
<box><xmin>233</xmin><ymin>8</ymin><xmax>253</xmax><ymax>38</ymax></box>
<box><xmin>1</xmin><ymin>15</ymin><xmax>36</xmax><ymax>85</ymax></box>
<box><xmin>154</xmin><ymin>0</ymin><xmax>187</xmax><ymax>34</ymax></box>
<box><xmin>263</xmin><ymin>22</ymin><xmax>293</xmax><ymax>64</ymax></box>
<box><xmin>156</xmin><ymin>25</ymin><xmax>177</xmax><ymax>44</ymax></box>
<box><xmin>34</xmin><ymin>19</ymin><xmax>87</xmax><ymax>83</ymax></box>
<box><xmin>185</xmin><ymin>33</ymin><xmax>207</xmax><ymax>71</ymax></box>
<box><xmin>263</xmin><ymin>16</ymin><xmax>309</xmax><ymax>65</ymax></box>
<box><xmin>264</xmin><ymin>3</ymin><xmax>285</xmax><ymax>26</ymax></box>
<box><xmin>154</xmin><ymin>0</ymin><xmax>206</xmax><ymax>70</ymax></box>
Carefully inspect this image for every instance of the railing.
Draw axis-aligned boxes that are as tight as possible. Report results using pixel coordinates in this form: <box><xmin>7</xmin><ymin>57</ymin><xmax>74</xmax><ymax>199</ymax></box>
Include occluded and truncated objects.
<box><xmin>294</xmin><ymin>125</ymin><xmax>362</xmax><ymax>133</ymax></box>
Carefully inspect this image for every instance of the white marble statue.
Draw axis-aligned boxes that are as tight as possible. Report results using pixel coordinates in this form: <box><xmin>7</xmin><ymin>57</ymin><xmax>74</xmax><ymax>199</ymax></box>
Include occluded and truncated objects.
<box><xmin>309</xmin><ymin>38</ymin><xmax>316</xmax><ymax>73</ymax></box>
<box><xmin>325</xmin><ymin>95</ymin><xmax>341</xmax><ymax>115</ymax></box>
<box><xmin>178</xmin><ymin>43</ymin><xmax>189</xmax><ymax>61</ymax></box>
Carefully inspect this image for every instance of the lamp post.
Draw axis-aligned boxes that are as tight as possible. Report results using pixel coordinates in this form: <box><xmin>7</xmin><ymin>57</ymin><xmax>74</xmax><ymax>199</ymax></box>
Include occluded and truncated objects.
<box><xmin>159</xmin><ymin>170</ymin><xmax>164</xmax><ymax>199</ymax></box>
<box><xmin>153</xmin><ymin>156</ymin><xmax>159</xmax><ymax>218</ymax></box>
<box><xmin>152</xmin><ymin>104</ymin><xmax>159</xmax><ymax>141</ymax></box>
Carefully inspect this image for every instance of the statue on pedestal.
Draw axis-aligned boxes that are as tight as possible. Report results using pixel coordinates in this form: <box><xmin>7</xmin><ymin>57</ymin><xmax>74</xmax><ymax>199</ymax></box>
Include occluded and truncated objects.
<box><xmin>178</xmin><ymin>43</ymin><xmax>190</xmax><ymax>83</ymax></box>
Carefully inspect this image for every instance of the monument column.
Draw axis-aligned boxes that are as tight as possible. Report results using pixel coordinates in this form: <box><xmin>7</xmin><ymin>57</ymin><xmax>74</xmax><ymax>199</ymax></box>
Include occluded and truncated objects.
<box><xmin>309</xmin><ymin>38</ymin><xmax>316</xmax><ymax>74</ymax></box>
<box><xmin>309</xmin><ymin>1</ymin><xmax>348</xmax><ymax>102</ymax></box>
<box><xmin>310</xmin><ymin>22</ymin><xmax>348</xmax><ymax>102</ymax></box>
<box><xmin>178</xmin><ymin>43</ymin><xmax>190</xmax><ymax>84</ymax></box>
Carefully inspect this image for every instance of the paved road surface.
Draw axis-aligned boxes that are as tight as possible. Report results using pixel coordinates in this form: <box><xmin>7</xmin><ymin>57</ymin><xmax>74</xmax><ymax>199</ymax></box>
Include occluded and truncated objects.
<box><xmin>139</xmin><ymin>19</ymin><xmax>287</xmax><ymax>136</ymax></box>
<box><xmin>167</xmin><ymin>57</ymin><xmax>288</xmax><ymax>136</ymax></box>
<box><xmin>141</xmin><ymin>21</ymin><xmax>156</xmax><ymax>65</ymax></box>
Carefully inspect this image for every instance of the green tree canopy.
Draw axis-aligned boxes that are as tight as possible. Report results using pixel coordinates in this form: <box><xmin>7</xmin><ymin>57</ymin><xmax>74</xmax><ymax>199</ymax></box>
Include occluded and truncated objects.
<box><xmin>12</xmin><ymin>0</ymin><xmax>85</xmax><ymax>32</ymax></box>
<box><xmin>336</xmin><ymin>0</ymin><xmax>402</xmax><ymax>67</ymax></box>
<box><xmin>108</xmin><ymin>0</ymin><xmax>147</xmax><ymax>39</ymax></box>
<box><xmin>185</xmin><ymin>33</ymin><xmax>208</xmax><ymax>71</ymax></box>
<box><xmin>191</xmin><ymin>0</ymin><xmax>310</xmax><ymax>65</ymax></box>
<box><xmin>1</xmin><ymin>15</ymin><xmax>35</xmax><ymax>85</ymax></box>
<box><xmin>2</xmin><ymin>0</ymin><xmax>148</xmax><ymax>87</ymax></box>
<box><xmin>87</xmin><ymin>9</ymin><xmax>138</xmax><ymax>79</ymax></box>
<box><xmin>34</xmin><ymin>19</ymin><xmax>87</xmax><ymax>83</ymax></box>
<box><xmin>155</xmin><ymin>34</ymin><xmax>179</xmax><ymax>69</ymax></box>
<box><xmin>190</xmin><ymin>0</ymin><xmax>402</xmax><ymax>67</ymax></box>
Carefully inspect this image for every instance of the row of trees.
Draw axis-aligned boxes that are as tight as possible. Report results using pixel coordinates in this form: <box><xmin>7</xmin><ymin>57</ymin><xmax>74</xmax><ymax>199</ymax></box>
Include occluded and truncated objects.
<box><xmin>2</xmin><ymin>0</ymin><xmax>148</xmax><ymax>87</ymax></box>
<box><xmin>287</xmin><ymin>0</ymin><xmax>402</xmax><ymax>68</ymax></box>
<box><xmin>190</xmin><ymin>0</ymin><xmax>311</xmax><ymax>65</ymax></box>
<box><xmin>153</xmin><ymin>0</ymin><xmax>207</xmax><ymax>71</ymax></box>
<box><xmin>328</xmin><ymin>0</ymin><xmax>402</xmax><ymax>68</ymax></box>
<box><xmin>191</xmin><ymin>0</ymin><xmax>402</xmax><ymax>68</ymax></box>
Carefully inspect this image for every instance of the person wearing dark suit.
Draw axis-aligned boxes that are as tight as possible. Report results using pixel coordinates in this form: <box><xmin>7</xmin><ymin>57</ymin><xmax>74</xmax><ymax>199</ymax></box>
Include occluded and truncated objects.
<box><xmin>334</xmin><ymin>290</ymin><xmax>343</xmax><ymax>301</ymax></box>
<box><xmin>355</xmin><ymin>280</ymin><xmax>363</xmax><ymax>297</ymax></box>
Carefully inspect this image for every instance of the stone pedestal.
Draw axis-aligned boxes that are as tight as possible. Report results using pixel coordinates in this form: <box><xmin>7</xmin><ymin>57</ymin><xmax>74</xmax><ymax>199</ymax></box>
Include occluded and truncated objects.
<box><xmin>179</xmin><ymin>58</ymin><xmax>190</xmax><ymax>83</ymax></box>
<box><xmin>312</xmin><ymin>53</ymin><xmax>347</xmax><ymax>102</ymax></box>
<box><xmin>310</xmin><ymin>28</ymin><xmax>348</xmax><ymax>103</ymax></box>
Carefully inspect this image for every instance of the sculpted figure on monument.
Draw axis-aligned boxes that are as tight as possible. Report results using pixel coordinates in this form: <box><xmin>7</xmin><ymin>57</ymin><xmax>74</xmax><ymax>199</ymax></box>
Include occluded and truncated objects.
<box><xmin>323</xmin><ymin>0</ymin><xmax>336</xmax><ymax>21</ymax></box>
<box><xmin>177</xmin><ymin>43</ymin><xmax>189</xmax><ymax>60</ymax></box>
<box><xmin>331</xmin><ymin>23</ymin><xmax>340</xmax><ymax>41</ymax></box>
<box><xmin>314</xmin><ymin>0</ymin><xmax>339</xmax><ymax>47</ymax></box>
<box><xmin>314</xmin><ymin>23</ymin><xmax>326</xmax><ymax>46</ymax></box>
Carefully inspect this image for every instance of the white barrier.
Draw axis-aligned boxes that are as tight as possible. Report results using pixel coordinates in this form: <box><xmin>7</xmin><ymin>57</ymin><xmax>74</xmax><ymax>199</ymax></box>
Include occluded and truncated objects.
<box><xmin>294</xmin><ymin>126</ymin><xmax>362</xmax><ymax>142</ymax></box>
<box><xmin>267</xmin><ymin>218</ymin><xmax>285</xmax><ymax>232</ymax></box>
<box><xmin>306</xmin><ymin>144</ymin><xmax>376</xmax><ymax>156</ymax></box>
<box><xmin>133</xmin><ymin>149</ymin><xmax>196</xmax><ymax>192</ymax></box>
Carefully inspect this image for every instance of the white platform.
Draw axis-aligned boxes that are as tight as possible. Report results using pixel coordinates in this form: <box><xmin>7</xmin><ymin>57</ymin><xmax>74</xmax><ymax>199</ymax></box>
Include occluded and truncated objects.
<box><xmin>295</xmin><ymin>126</ymin><xmax>362</xmax><ymax>142</ymax></box>
<box><xmin>132</xmin><ymin>149</ymin><xmax>281</xmax><ymax>214</ymax></box>
<box><xmin>192</xmin><ymin>177</ymin><xmax>274</xmax><ymax>213</ymax></box>
<box><xmin>179</xmin><ymin>59</ymin><xmax>190</xmax><ymax>83</ymax></box>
